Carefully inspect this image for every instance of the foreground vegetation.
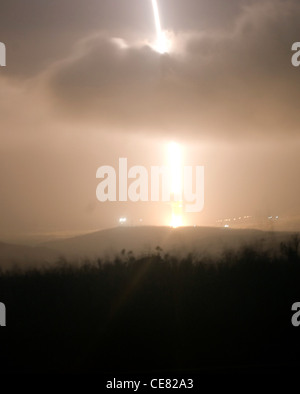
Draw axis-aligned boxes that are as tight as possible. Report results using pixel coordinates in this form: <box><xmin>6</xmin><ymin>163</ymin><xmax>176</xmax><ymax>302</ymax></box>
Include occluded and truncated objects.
<box><xmin>0</xmin><ymin>235</ymin><xmax>299</xmax><ymax>373</ymax></box>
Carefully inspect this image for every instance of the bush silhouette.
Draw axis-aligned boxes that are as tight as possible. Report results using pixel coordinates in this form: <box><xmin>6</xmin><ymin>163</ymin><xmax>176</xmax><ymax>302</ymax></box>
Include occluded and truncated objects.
<box><xmin>0</xmin><ymin>233</ymin><xmax>299</xmax><ymax>373</ymax></box>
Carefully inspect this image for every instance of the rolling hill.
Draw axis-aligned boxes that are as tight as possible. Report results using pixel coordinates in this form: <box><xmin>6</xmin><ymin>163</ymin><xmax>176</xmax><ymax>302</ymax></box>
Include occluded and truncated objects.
<box><xmin>41</xmin><ymin>225</ymin><xmax>293</xmax><ymax>261</ymax></box>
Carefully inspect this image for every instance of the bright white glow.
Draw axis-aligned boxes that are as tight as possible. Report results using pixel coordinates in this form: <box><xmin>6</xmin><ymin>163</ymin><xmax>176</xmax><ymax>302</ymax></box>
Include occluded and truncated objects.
<box><xmin>171</xmin><ymin>212</ymin><xmax>183</xmax><ymax>228</ymax></box>
<box><xmin>119</xmin><ymin>217</ymin><xmax>127</xmax><ymax>224</ymax></box>
<box><xmin>168</xmin><ymin>142</ymin><xmax>182</xmax><ymax>197</ymax></box>
<box><xmin>151</xmin><ymin>0</ymin><xmax>168</xmax><ymax>53</ymax></box>
<box><xmin>167</xmin><ymin>142</ymin><xmax>183</xmax><ymax>228</ymax></box>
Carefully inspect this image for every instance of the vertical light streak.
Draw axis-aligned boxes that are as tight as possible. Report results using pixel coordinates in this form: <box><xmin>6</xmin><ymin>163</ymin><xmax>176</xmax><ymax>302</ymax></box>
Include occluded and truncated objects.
<box><xmin>151</xmin><ymin>0</ymin><xmax>167</xmax><ymax>53</ymax></box>
<box><xmin>168</xmin><ymin>142</ymin><xmax>182</xmax><ymax>197</ymax></box>
<box><xmin>167</xmin><ymin>142</ymin><xmax>183</xmax><ymax>227</ymax></box>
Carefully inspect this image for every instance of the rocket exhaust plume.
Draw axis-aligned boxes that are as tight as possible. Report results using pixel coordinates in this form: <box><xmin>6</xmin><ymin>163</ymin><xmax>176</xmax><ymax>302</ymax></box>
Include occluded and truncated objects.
<box><xmin>168</xmin><ymin>142</ymin><xmax>183</xmax><ymax>228</ymax></box>
<box><xmin>151</xmin><ymin>0</ymin><xmax>168</xmax><ymax>53</ymax></box>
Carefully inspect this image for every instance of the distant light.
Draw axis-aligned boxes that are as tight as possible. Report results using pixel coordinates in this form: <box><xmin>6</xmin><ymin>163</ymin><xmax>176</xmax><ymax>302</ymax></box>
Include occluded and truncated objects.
<box><xmin>171</xmin><ymin>213</ymin><xmax>182</xmax><ymax>228</ymax></box>
<box><xmin>276</xmin><ymin>216</ymin><xmax>279</xmax><ymax>220</ymax></box>
<box><xmin>224</xmin><ymin>225</ymin><xmax>229</xmax><ymax>228</ymax></box>
<box><xmin>268</xmin><ymin>216</ymin><xmax>273</xmax><ymax>220</ymax></box>
<box><xmin>119</xmin><ymin>217</ymin><xmax>127</xmax><ymax>224</ymax></box>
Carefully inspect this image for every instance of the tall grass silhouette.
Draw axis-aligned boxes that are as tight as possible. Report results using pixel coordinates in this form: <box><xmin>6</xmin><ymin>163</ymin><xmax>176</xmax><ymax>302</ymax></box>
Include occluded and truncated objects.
<box><xmin>0</xmin><ymin>234</ymin><xmax>299</xmax><ymax>373</ymax></box>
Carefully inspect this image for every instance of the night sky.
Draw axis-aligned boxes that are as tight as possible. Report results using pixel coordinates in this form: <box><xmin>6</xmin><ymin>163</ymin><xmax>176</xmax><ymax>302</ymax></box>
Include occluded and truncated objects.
<box><xmin>0</xmin><ymin>0</ymin><xmax>299</xmax><ymax>241</ymax></box>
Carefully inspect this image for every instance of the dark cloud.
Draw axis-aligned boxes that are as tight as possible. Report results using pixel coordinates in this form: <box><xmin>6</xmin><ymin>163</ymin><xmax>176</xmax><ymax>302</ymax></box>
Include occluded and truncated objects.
<box><xmin>47</xmin><ymin>0</ymin><xmax>300</xmax><ymax>139</ymax></box>
<box><xmin>0</xmin><ymin>0</ymin><xmax>153</xmax><ymax>77</ymax></box>
<box><xmin>0</xmin><ymin>0</ymin><xmax>260</xmax><ymax>78</ymax></box>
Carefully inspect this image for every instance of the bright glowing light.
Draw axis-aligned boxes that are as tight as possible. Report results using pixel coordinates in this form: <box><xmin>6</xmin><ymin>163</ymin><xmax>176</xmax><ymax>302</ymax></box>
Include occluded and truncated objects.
<box><xmin>171</xmin><ymin>201</ymin><xmax>183</xmax><ymax>228</ymax></box>
<box><xmin>167</xmin><ymin>142</ymin><xmax>183</xmax><ymax>228</ymax></box>
<box><xmin>151</xmin><ymin>0</ymin><xmax>168</xmax><ymax>53</ymax></box>
<box><xmin>168</xmin><ymin>142</ymin><xmax>182</xmax><ymax>197</ymax></box>
<box><xmin>171</xmin><ymin>214</ymin><xmax>183</xmax><ymax>228</ymax></box>
<box><xmin>119</xmin><ymin>217</ymin><xmax>127</xmax><ymax>224</ymax></box>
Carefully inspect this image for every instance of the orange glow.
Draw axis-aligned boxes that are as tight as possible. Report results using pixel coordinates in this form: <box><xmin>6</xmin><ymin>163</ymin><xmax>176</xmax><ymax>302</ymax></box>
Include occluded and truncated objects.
<box><xmin>167</xmin><ymin>142</ymin><xmax>183</xmax><ymax>227</ymax></box>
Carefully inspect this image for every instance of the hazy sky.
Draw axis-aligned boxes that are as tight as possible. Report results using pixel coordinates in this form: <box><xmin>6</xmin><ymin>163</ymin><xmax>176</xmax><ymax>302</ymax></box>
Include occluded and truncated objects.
<box><xmin>0</xmin><ymin>0</ymin><xmax>299</xmax><ymax>241</ymax></box>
